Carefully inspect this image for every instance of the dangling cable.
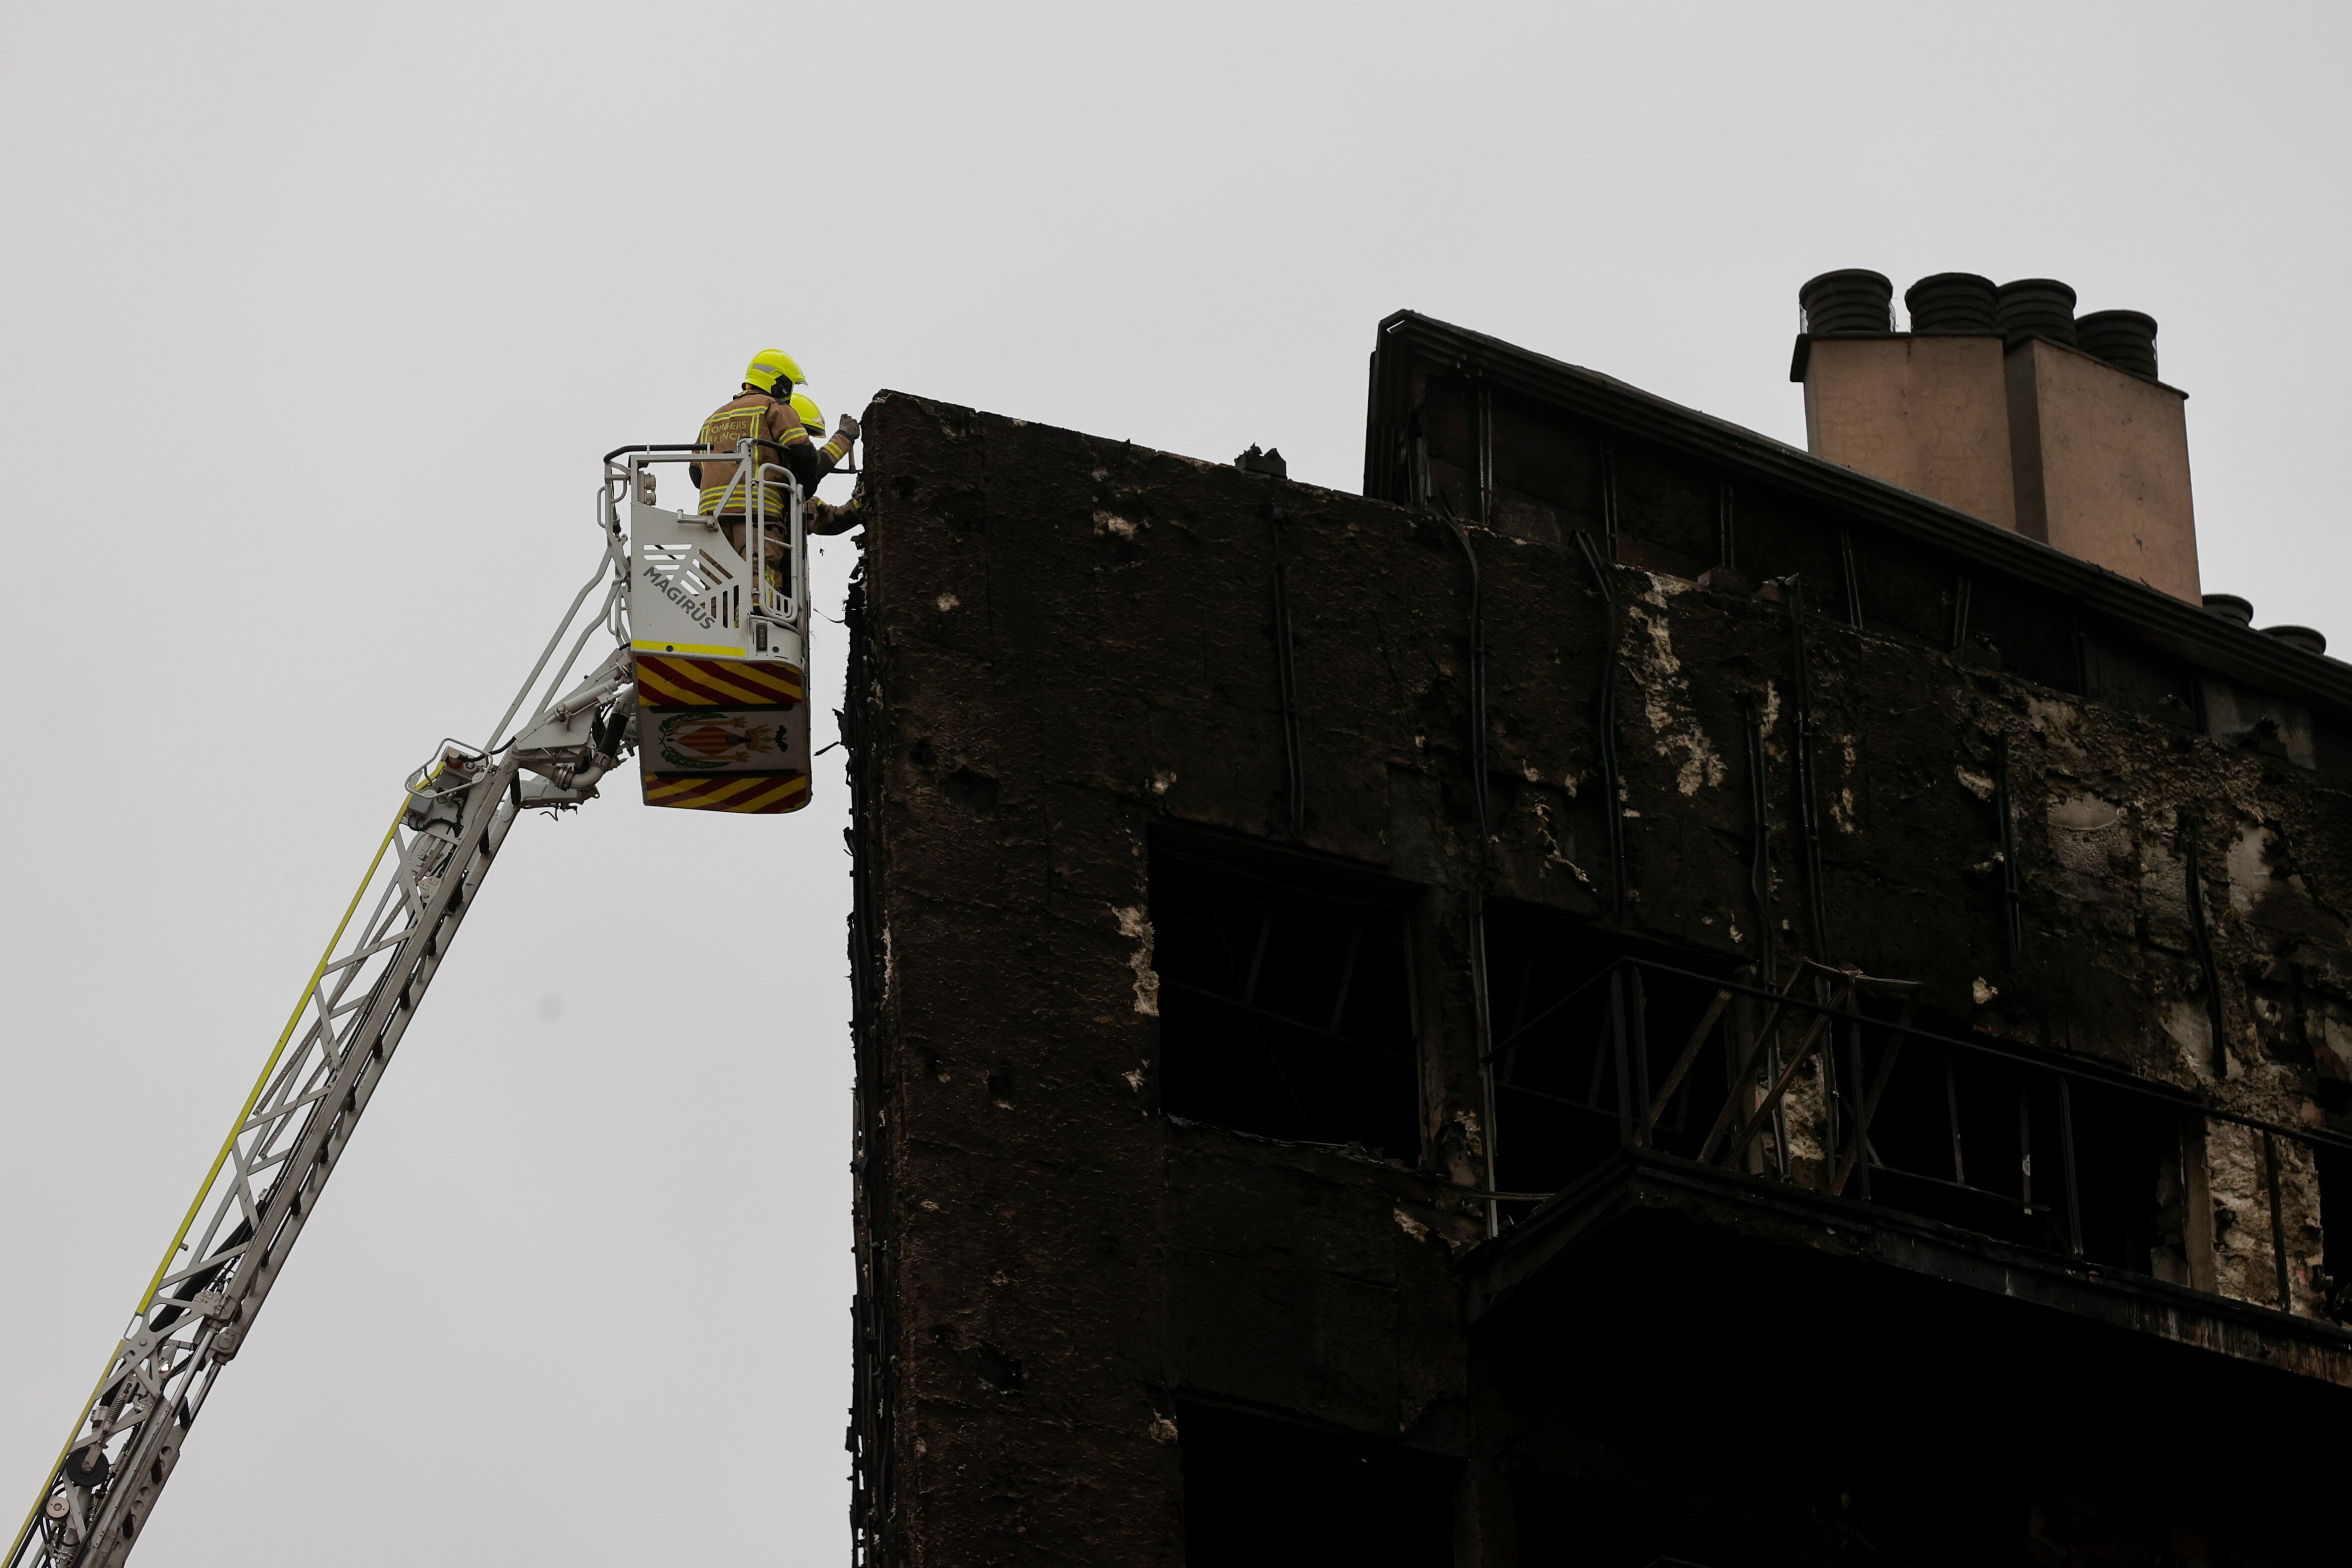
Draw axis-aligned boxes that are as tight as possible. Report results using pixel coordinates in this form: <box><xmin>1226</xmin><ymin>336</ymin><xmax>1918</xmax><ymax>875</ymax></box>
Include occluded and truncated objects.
<box><xmin>1573</xmin><ymin>531</ymin><xmax>1626</xmax><ymax>925</ymax></box>
<box><xmin>1433</xmin><ymin>494</ymin><xmax>1489</xmax><ymax>850</ymax></box>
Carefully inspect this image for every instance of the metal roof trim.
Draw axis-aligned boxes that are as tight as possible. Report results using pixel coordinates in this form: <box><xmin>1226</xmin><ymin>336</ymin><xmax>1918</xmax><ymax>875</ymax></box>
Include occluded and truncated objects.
<box><xmin>1376</xmin><ymin>310</ymin><xmax>2352</xmax><ymax>719</ymax></box>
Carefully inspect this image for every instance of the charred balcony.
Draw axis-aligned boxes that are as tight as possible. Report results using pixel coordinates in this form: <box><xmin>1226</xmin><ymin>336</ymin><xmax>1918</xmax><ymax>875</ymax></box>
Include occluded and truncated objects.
<box><xmin>1470</xmin><ymin>944</ymin><xmax>2352</xmax><ymax>1387</ymax></box>
<box><xmin>1141</xmin><ymin>830</ymin><xmax>2352</xmax><ymax>1382</ymax></box>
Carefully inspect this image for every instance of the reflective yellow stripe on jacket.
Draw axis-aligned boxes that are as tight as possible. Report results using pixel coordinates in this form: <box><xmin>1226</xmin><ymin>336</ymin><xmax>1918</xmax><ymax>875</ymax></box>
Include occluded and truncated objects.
<box><xmin>696</xmin><ymin>402</ymin><xmax>809</xmax><ymax>517</ymax></box>
<box><xmin>698</xmin><ymin>480</ymin><xmax>798</xmax><ymax>516</ymax></box>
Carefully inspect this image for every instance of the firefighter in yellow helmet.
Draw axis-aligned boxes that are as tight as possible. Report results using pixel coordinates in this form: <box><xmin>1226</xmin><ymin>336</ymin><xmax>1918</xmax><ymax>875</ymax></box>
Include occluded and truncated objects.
<box><xmin>787</xmin><ymin>390</ymin><xmax>864</xmax><ymax>537</ymax></box>
<box><xmin>688</xmin><ymin>351</ymin><xmax>860</xmax><ymax>569</ymax></box>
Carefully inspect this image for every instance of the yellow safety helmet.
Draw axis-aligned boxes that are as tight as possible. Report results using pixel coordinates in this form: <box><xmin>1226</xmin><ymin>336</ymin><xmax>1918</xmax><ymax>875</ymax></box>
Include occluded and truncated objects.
<box><xmin>743</xmin><ymin>348</ymin><xmax>806</xmax><ymax>395</ymax></box>
<box><xmin>788</xmin><ymin>391</ymin><xmax>824</xmax><ymax>435</ymax></box>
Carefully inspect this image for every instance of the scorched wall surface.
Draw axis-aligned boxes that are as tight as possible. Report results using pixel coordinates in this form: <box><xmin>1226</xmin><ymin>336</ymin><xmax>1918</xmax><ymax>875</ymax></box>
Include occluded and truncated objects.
<box><xmin>841</xmin><ymin>388</ymin><xmax>2352</xmax><ymax>1567</ymax></box>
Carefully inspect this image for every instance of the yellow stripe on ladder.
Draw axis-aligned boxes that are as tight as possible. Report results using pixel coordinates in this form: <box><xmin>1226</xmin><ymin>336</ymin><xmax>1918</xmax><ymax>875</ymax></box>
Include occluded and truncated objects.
<box><xmin>8</xmin><ymin>783</ymin><xmax>422</xmax><ymax>1565</ymax></box>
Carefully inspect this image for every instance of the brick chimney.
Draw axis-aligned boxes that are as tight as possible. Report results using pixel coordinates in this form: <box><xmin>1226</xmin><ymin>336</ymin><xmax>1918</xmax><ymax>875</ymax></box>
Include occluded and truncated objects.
<box><xmin>1793</xmin><ymin>271</ymin><xmax>2200</xmax><ymax>602</ymax></box>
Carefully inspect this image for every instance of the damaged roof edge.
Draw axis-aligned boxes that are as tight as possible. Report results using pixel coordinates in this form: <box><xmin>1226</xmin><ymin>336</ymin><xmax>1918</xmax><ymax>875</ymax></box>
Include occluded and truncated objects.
<box><xmin>1375</xmin><ymin>310</ymin><xmax>2352</xmax><ymax>723</ymax></box>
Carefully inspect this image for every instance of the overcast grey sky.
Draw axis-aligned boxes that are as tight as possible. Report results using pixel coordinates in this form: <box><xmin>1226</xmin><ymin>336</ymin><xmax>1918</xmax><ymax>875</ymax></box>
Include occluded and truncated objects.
<box><xmin>2</xmin><ymin>3</ymin><xmax>2345</xmax><ymax>1563</ymax></box>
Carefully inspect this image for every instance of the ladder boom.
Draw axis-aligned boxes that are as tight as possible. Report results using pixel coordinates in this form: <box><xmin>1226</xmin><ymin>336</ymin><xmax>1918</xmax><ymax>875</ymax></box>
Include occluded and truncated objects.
<box><xmin>10</xmin><ymin>544</ymin><xmax>638</xmax><ymax>1568</ymax></box>
<box><xmin>8</xmin><ymin>437</ymin><xmax>811</xmax><ymax>1568</ymax></box>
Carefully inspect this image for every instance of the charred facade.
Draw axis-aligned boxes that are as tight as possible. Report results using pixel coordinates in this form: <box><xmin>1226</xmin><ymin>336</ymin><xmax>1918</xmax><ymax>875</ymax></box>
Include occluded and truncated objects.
<box><xmin>844</xmin><ymin>308</ymin><xmax>2352</xmax><ymax>1565</ymax></box>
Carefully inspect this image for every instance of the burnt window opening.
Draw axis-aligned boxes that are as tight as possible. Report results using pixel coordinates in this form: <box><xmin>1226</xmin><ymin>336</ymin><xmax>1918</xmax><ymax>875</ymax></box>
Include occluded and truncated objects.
<box><xmin>1150</xmin><ymin>834</ymin><xmax>1420</xmax><ymax>1159</ymax></box>
<box><xmin>2317</xmin><ymin>1145</ymin><xmax>2352</xmax><ymax>1322</ymax></box>
<box><xmin>2316</xmin><ymin>719</ymin><xmax>2352</xmax><ymax>786</ymax></box>
<box><xmin>1178</xmin><ymin>1402</ymin><xmax>1456</xmax><ymax>1567</ymax></box>
<box><xmin>1483</xmin><ymin>903</ymin><xmax>1739</xmax><ymax>1198</ymax></box>
<box><xmin>1484</xmin><ymin>903</ymin><xmax>2186</xmax><ymax>1275</ymax></box>
<box><xmin>1855</xmin><ymin>1034</ymin><xmax>2174</xmax><ymax>1273</ymax></box>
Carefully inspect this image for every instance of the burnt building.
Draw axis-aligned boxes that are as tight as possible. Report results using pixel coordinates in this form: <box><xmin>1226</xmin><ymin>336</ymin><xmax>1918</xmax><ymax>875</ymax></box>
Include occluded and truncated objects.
<box><xmin>841</xmin><ymin>270</ymin><xmax>2352</xmax><ymax>1566</ymax></box>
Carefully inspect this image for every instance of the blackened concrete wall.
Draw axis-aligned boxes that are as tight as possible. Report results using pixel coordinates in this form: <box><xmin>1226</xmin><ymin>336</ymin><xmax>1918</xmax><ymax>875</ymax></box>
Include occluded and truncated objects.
<box><xmin>843</xmin><ymin>386</ymin><xmax>2352</xmax><ymax>1566</ymax></box>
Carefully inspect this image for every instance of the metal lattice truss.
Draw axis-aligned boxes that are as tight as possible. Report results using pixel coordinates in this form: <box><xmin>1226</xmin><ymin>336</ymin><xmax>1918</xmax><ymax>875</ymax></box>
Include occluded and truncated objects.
<box><xmin>10</xmin><ymin>525</ymin><xmax>637</xmax><ymax>1568</ymax></box>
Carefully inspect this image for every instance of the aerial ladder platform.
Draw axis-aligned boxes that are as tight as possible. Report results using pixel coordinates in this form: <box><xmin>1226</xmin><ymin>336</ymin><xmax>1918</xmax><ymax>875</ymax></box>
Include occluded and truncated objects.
<box><xmin>8</xmin><ymin>440</ymin><xmax>823</xmax><ymax>1568</ymax></box>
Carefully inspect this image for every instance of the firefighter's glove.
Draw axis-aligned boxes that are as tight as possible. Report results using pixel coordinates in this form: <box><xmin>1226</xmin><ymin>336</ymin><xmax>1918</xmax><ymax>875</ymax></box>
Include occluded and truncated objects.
<box><xmin>835</xmin><ymin>413</ymin><xmax>861</xmax><ymax>444</ymax></box>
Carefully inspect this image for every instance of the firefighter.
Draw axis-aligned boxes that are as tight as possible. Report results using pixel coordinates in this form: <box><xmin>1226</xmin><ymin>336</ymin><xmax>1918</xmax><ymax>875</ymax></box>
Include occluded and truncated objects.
<box><xmin>788</xmin><ymin>390</ymin><xmax>865</xmax><ymax>537</ymax></box>
<box><xmin>788</xmin><ymin>389</ymin><xmax>825</xmax><ymax>438</ymax></box>
<box><xmin>806</xmin><ymin>482</ymin><xmax>866</xmax><ymax>537</ymax></box>
<box><xmin>689</xmin><ymin>350</ymin><xmax>859</xmax><ymax>573</ymax></box>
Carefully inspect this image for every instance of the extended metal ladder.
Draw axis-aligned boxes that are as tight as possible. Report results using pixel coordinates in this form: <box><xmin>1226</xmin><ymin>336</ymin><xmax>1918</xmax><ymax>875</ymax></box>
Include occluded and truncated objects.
<box><xmin>7</xmin><ymin>437</ymin><xmax>814</xmax><ymax>1568</ymax></box>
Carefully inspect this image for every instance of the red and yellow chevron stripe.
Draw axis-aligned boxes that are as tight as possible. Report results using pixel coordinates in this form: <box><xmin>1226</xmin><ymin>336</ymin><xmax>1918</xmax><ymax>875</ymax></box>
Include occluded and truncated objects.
<box><xmin>635</xmin><ymin>654</ymin><xmax>803</xmax><ymax>710</ymax></box>
<box><xmin>641</xmin><ymin>771</ymin><xmax>811</xmax><ymax>814</ymax></box>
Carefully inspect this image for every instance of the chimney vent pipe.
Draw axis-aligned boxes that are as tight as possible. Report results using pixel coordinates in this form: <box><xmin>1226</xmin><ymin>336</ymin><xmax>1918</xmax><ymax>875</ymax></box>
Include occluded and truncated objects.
<box><xmin>1904</xmin><ymin>273</ymin><xmax>1999</xmax><ymax>334</ymax></box>
<box><xmin>1795</xmin><ymin>268</ymin><xmax>2199</xmax><ymax>601</ymax></box>
<box><xmin>2263</xmin><ymin>625</ymin><xmax>2328</xmax><ymax>656</ymax></box>
<box><xmin>1996</xmin><ymin>278</ymin><xmax>2078</xmax><ymax>347</ymax></box>
<box><xmin>1799</xmin><ymin>270</ymin><xmax>1893</xmax><ymax>336</ymax></box>
<box><xmin>2202</xmin><ymin>593</ymin><xmax>2254</xmax><ymax>625</ymax></box>
<box><xmin>2077</xmin><ymin>310</ymin><xmax>2160</xmax><ymax>380</ymax></box>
